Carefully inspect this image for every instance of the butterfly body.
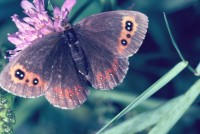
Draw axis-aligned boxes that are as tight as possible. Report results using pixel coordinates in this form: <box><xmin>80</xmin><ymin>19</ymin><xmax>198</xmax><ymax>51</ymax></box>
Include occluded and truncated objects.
<box><xmin>0</xmin><ymin>10</ymin><xmax>148</xmax><ymax>109</ymax></box>
<box><xmin>64</xmin><ymin>28</ymin><xmax>89</xmax><ymax>76</ymax></box>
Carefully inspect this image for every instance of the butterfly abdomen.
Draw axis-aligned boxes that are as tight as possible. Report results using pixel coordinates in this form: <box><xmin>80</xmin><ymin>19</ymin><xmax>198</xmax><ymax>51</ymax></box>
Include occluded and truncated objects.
<box><xmin>64</xmin><ymin>28</ymin><xmax>88</xmax><ymax>76</ymax></box>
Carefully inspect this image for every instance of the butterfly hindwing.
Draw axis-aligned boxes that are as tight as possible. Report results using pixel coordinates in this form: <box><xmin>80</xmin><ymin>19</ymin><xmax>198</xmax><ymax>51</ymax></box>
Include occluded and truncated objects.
<box><xmin>74</xmin><ymin>33</ymin><xmax>129</xmax><ymax>89</ymax></box>
<box><xmin>44</xmin><ymin>39</ymin><xmax>89</xmax><ymax>109</ymax></box>
<box><xmin>0</xmin><ymin>33</ymin><xmax>89</xmax><ymax>109</ymax></box>
<box><xmin>74</xmin><ymin>10</ymin><xmax>148</xmax><ymax>90</ymax></box>
<box><xmin>86</xmin><ymin>55</ymin><xmax>129</xmax><ymax>90</ymax></box>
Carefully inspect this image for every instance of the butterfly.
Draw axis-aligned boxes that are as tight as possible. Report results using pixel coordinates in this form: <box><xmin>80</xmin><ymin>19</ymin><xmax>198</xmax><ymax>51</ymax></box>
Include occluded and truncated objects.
<box><xmin>0</xmin><ymin>10</ymin><xmax>148</xmax><ymax>109</ymax></box>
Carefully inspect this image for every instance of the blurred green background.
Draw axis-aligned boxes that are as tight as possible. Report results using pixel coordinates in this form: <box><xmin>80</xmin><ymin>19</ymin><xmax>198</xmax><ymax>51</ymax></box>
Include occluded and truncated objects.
<box><xmin>0</xmin><ymin>0</ymin><xmax>200</xmax><ymax>134</ymax></box>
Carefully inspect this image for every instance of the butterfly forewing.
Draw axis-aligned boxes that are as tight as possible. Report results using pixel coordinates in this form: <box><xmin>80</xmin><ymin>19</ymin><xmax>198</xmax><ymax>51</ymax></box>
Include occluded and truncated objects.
<box><xmin>74</xmin><ymin>10</ymin><xmax>148</xmax><ymax>58</ymax></box>
<box><xmin>74</xmin><ymin>11</ymin><xmax>148</xmax><ymax>90</ymax></box>
<box><xmin>0</xmin><ymin>33</ymin><xmax>89</xmax><ymax>109</ymax></box>
<box><xmin>0</xmin><ymin>33</ymin><xmax>62</xmax><ymax>97</ymax></box>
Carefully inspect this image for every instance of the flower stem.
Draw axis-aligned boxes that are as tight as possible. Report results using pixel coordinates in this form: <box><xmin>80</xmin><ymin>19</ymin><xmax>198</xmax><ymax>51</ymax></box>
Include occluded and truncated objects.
<box><xmin>0</xmin><ymin>93</ymin><xmax>16</xmax><ymax>133</ymax></box>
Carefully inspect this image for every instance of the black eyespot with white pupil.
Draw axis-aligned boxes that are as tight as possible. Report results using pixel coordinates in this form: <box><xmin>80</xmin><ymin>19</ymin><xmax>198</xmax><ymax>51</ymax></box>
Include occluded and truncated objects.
<box><xmin>125</xmin><ymin>21</ymin><xmax>133</xmax><ymax>31</ymax></box>
<box><xmin>33</xmin><ymin>78</ymin><xmax>39</xmax><ymax>85</ymax></box>
<box><xmin>126</xmin><ymin>21</ymin><xmax>133</xmax><ymax>26</ymax></box>
<box><xmin>15</xmin><ymin>69</ymin><xmax>25</xmax><ymax>80</ymax></box>
<box><xmin>121</xmin><ymin>39</ymin><xmax>127</xmax><ymax>46</ymax></box>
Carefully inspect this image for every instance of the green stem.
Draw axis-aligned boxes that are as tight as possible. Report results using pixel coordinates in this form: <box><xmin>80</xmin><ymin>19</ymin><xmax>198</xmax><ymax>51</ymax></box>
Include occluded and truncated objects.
<box><xmin>0</xmin><ymin>93</ymin><xmax>16</xmax><ymax>133</ymax></box>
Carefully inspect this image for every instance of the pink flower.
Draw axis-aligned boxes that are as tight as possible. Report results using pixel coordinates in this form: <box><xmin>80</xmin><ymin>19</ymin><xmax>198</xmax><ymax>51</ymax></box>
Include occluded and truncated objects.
<box><xmin>7</xmin><ymin>0</ymin><xmax>76</xmax><ymax>59</ymax></box>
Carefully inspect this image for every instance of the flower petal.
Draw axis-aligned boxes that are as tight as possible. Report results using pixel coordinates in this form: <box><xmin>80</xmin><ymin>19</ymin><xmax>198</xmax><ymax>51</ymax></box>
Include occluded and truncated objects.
<box><xmin>8</xmin><ymin>34</ymin><xmax>23</xmax><ymax>46</ymax></box>
<box><xmin>7</xmin><ymin>0</ymin><xmax>77</xmax><ymax>60</ymax></box>
<box><xmin>21</xmin><ymin>0</ymin><xmax>36</xmax><ymax>11</ymax></box>
<box><xmin>60</xmin><ymin>0</ymin><xmax>76</xmax><ymax>25</ymax></box>
<box><xmin>33</xmin><ymin>0</ymin><xmax>45</xmax><ymax>12</ymax></box>
<box><xmin>11</xmin><ymin>14</ymin><xmax>35</xmax><ymax>32</ymax></box>
<box><xmin>61</xmin><ymin>0</ymin><xmax>76</xmax><ymax>13</ymax></box>
<box><xmin>53</xmin><ymin>7</ymin><xmax>63</xmax><ymax>31</ymax></box>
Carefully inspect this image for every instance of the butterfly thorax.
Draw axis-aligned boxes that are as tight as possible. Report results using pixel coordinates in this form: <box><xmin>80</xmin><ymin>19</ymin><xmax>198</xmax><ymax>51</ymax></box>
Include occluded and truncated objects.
<box><xmin>63</xmin><ymin>28</ymin><xmax>78</xmax><ymax>44</ymax></box>
<box><xmin>63</xmin><ymin>27</ymin><xmax>88</xmax><ymax>76</ymax></box>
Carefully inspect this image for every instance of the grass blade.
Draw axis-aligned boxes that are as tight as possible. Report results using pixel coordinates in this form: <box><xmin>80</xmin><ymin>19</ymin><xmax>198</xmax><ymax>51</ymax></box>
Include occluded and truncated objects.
<box><xmin>163</xmin><ymin>12</ymin><xmax>185</xmax><ymax>61</ymax></box>
<box><xmin>163</xmin><ymin>12</ymin><xmax>197</xmax><ymax>74</ymax></box>
<box><xmin>149</xmin><ymin>79</ymin><xmax>200</xmax><ymax>134</ymax></box>
<box><xmin>102</xmin><ymin>96</ymin><xmax>182</xmax><ymax>134</ymax></box>
<box><xmin>96</xmin><ymin>61</ymin><xmax>188</xmax><ymax>134</ymax></box>
<box><xmin>195</xmin><ymin>62</ymin><xmax>200</xmax><ymax>76</ymax></box>
<box><xmin>102</xmin><ymin>79</ymin><xmax>200</xmax><ymax>134</ymax></box>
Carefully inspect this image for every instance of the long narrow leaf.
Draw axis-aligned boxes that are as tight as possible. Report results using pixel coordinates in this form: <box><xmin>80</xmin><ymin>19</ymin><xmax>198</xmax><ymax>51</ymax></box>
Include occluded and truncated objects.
<box><xmin>97</xmin><ymin>61</ymin><xmax>188</xmax><ymax>134</ymax></box>
<box><xmin>102</xmin><ymin>79</ymin><xmax>200</xmax><ymax>134</ymax></box>
<box><xmin>102</xmin><ymin>96</ymin><xmax>182</xmax><ymax>134</ymax></box>
<box><xmin>196</xmin><ymin>63</ymin><xmax>200</xmax><ymax>76</ymax></box>
<box><xmin>149</xmin><ymin>79</ymin><xmax>200</xmax><ymax>134</ymax></box>
<box><xmin>164</xmin><ymin>12</ymin><xmax>197</xmax><ymax>74</ymax></box>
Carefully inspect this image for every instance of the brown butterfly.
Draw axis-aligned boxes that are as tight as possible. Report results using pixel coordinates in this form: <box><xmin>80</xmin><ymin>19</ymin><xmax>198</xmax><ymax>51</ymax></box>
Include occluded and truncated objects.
<box><xmin>0</xmin><ymin>8</ymin><xmax>148</xmax><ymax>109</ymax></box>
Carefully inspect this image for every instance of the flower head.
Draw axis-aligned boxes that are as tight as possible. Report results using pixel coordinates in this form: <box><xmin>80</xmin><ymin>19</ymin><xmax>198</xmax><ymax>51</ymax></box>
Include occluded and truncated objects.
<box><xmin>7</xmin><ymin>0</ymin><xmax>76</xmax><ymax>59</ymax></box>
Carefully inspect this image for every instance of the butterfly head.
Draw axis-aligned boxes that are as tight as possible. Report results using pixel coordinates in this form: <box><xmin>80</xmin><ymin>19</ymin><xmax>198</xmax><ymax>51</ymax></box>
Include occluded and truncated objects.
<box><xmin>63</xmin><ymin>26</ymin><xmax>78</xmax><ymax>44</ymax></box>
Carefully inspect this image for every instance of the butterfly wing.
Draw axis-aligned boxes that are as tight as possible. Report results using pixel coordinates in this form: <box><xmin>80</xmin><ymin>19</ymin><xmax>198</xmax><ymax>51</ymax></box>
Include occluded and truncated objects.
<box><xmin>74</xmin><ymin>10</ymin><xmax>148</xmax><ymax>57</ymax></box>
<box><xmin>0</xmin><ymin>33</ymin><xmax>60</xmax><ymax>98</ymax></box>
<box><xmin>74</xmin><ymin>10</ymin><xmax>148</xmax><ymax>89</ymax></box>
<box><xmin>44</xmin><ymin>37</ymin><xmax>89</xmax><ymax>109</ymax></box>
<box><xmin>0</xmin><ymin>33</ymin><xmax>89</xmax><ymax>109</ymax></box>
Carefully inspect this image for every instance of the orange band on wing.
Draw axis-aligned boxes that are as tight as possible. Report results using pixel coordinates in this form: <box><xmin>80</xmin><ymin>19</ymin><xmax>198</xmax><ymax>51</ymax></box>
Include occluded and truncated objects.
<box><xmin>117</xmin><ymin>16</ymin><xmax>138</xmax><ymax>54</ymax></box>
<box><xmin>96</xmin><ymin>59</ymin><xmax>118</xmax><ymax>88</ymax></box>
<box><xmin>46</xmin><ymin>85</ymin><xmax>88</xmax><ymax>109</ymax></box>
<box><xmin>9</xmin><ymin>64</ymin><xmax>47</xmax><ymax>89</ymax></box>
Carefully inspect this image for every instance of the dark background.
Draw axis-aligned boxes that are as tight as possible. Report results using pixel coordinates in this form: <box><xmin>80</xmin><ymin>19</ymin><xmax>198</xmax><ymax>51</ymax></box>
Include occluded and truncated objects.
<box><xmin>0</xmin><ymin>0</ymin><xmax>200</xmax><ymax>134</ymax></box>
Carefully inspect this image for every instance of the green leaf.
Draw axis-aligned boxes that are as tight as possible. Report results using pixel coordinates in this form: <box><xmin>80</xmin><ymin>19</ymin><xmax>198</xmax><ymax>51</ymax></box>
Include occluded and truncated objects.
<box><xmin>96</xmin><ymin>61</ymin><xmax>188</xmax><ymax>134</ymax></box>
<box><xmin>47</xmin><ymin>0</ymin><xmax>54</xmax><ymax>15</ymax></box>
<box><xmin>195</xmin><ymin>63</ymin><xmax>200</xmax><ymax>76</ymax></box>
<box><xmin>102</xmin><ymin>96</ymin><xmax>182</xmax><ymax>134</ymax></box>
<box><xmin>101</xmin><ymin>79</ymin><xmax>200</xmax><ymax>134</ymax></box>
<box><xmin>163</xmin><ymin>12</ymin><xmax>197</xmax><ymax>75</ymax></box>
<box><xmin>0</xmin><ymin>93</ymin><xmax>16</xmax><ymax>134</ymax></box>
<box><xmin>149</xmin><ymin>79</ymin><xmax>200</xmax><ymax>134</ymax></box>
